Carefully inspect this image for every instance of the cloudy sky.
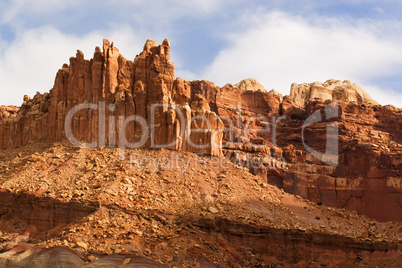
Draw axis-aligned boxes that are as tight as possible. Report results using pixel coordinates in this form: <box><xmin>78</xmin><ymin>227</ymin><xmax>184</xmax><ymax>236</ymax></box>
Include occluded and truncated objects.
<box><xmin>1</xmin><ymin>0</ymin><xmax>402</xmax><ymax>107</ymax></box>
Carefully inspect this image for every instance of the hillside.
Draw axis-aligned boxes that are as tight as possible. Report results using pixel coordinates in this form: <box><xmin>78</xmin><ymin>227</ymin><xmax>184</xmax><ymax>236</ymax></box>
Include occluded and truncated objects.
<box><xmin>0</xmin><ymin>141</ymin><xmax>400</xmax><ymax>267</ymax></box>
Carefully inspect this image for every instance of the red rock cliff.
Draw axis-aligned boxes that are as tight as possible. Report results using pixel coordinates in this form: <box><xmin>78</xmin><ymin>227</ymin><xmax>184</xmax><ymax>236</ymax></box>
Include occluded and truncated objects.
<box><xmin>0</xmin><ymin>40</ymin><xmax>401</xmax><ymax>222</ymax></box>
<box><xmin>0</xmin><ymin>39</ymin><xmax>223</xmax><ymax>157</ymax></box>
<box><xmin>196</xmin><ymin>78</ymin><xmax>402</xmax><ymax>222</ymax></box>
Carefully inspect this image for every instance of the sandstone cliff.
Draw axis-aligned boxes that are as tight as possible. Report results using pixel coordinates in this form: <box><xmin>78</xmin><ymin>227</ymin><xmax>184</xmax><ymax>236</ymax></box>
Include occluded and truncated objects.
<box><xmin>0</xmin><ymin>39</ymin><xmax>401</xmax><ymax>267</ymax></box>
<box><xmin>199</xmin><ymin>77</ymin><xmax>401</xmax><ymax>222</ymax></box>
<box><xmin>168</xmin><ymin>77</ymin><xmax>401</xmax><ymax>222</ymax></box>
<box><xmin>0</xmin><ymin>39</ymin><xmax>223</xmax><ymax>157</ymax></box>
<box><xmin>0</xmin><ymin>40</ymin><xmax>401</xmax><ymax>222</ymax></box>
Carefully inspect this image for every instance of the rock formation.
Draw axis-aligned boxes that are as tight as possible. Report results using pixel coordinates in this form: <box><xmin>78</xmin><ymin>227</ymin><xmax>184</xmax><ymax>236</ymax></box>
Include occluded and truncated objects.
<box><xmin>290</xmin><ymin>79</ymin><xmax>379</xmax><ymax>107</ymax></box>
<box><xmin>0</xmin><ymin>40</ymin><xmax>401</xmax><ymax>222</ymax></box>
<box><xmin>172</xmin><ymin>76</ymin><xmax>401</xmax><ymax>222</ymax></box>
<box><xmin>0</xmin><ymin>106</ymin><xmax>18</xmax><ymax>122</ymax></box>
<box><xmin>205</xmin><ymin>79</ymin><xmax>402</xmax><ymax>222</ymax></box>
<box><xmin>0</xmin><ymin>39</ymin><xmax>223</xmax><ymax>157</ymax></box>
<box><xmin>235</xmin><ymin>78</ymin><xmax>266</xmax><ymax>92</ymax></box>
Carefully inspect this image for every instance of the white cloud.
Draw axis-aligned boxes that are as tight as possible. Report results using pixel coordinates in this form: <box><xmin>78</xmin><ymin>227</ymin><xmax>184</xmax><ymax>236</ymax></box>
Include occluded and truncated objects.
<box><xmin>360</xmin><ymin>84</ymin><xmax>402</xmax><ymax>108</ymax></box>
<box><xmin>1</xmin><ymin>0</ymin><xmax>80</xmax><ymax>23</ymax></box>
<box><xmin>202</xmin><ymin>11</ymin><xmax>402</xmax><ymax>107</ymax></box>
<box><xmin>374</xmin><ymin>7</ymin><xmax>384</xmax><ymax>14</ymax></box>
<box><xmin>172</xmin><ymin>0</ymin><xmax>226</xmax><ymax>13</ymax></box>
<box><xmin>120</xmin><ymin>0</ymin><xmax>228</xmax><ymax>14</ymax></box>
<box><xmin>175</xmin><ymin>69</ymin><xmax>198</xmax><ymax>81</ymax></box>
<box><xmin>1</xmin><ymin>0</ymin><xmax>229</xmax><ymax>26</ymax></box>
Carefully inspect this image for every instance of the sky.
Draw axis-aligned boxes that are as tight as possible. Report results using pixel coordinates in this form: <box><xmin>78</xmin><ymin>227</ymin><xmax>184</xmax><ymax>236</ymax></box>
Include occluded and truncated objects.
<box><xmin>1</xmin><ymin>0</ymin><xmax>402</xmax><ymax>107</ymax></box>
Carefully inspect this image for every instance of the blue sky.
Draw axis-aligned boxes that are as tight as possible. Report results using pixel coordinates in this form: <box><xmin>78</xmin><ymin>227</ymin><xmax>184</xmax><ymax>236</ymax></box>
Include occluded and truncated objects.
<box><xmin>1</xmin><ymin>0</ymin><xmax>402</xmax><ymax>107</ymax></box>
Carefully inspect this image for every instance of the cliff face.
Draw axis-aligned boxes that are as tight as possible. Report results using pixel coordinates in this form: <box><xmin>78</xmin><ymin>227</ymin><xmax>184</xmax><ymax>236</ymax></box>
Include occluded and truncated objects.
<box><xmin>178</xmin><ymin>77</ymin><xmax>401</xmax><ymax>222</ymax></box>
<box><xmin>205</xmin><ymin>79</ymin><xmax>402</xmax><ymax>222</ymax></box>
<box><xmin>0</xmin><ymin>40</ymin><xmax>401</xmax><ymax>222</ymax></box>
<box><xmin>0</xmin><ymin>39</ymin><xmax>223</xmax><ymax>157</ymax></box>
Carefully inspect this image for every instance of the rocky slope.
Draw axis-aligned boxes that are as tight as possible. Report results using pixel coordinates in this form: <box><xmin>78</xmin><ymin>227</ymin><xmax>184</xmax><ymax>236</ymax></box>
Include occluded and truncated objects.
<box><xmin>0</xmin><ymin>142</ymin><xmax>400</xmax><ymax>267</ymax></box>
<box><xmin>0</xmin><ymin>39</ymin><xmax>401</xmax><ymax>266</ymax></box>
